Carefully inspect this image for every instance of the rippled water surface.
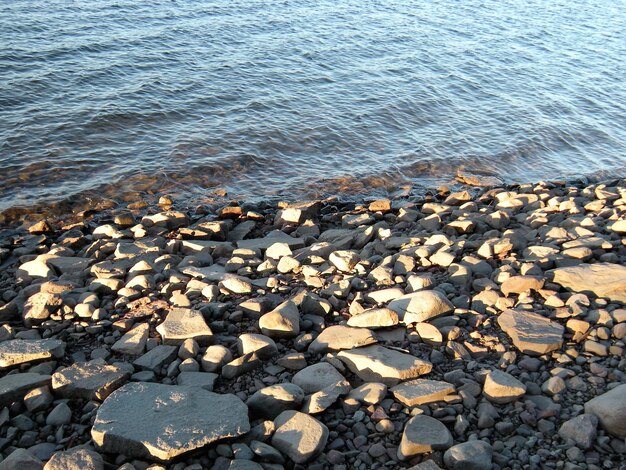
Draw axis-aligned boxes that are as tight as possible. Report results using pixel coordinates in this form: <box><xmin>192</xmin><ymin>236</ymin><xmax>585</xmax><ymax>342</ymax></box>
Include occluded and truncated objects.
<box><xmin>1</xmin><ymin>0</ymin><xmax>625</xmax><ymax>216</ymax></box>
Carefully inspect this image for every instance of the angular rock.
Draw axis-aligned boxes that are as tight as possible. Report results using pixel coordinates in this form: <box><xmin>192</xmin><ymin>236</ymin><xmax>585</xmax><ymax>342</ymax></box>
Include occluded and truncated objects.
<box><xmin>0</xmin><ymin>339</ymin><xmax>65</xmax><ymax>368</ymax></box>
<box><xmin>23</xmin><ymin>293</ymin><xmax>63</xmax><ymax>323</ymax></box>
<box><xmin>337</xmin><ymin>345</ymin><xmax>432</xmax><ymax>386</ymax></box>
<box><xmin>292</xmin><ymin>363</ymin><xmax>349</xmax><ymax>394</ymax></box>
<box><xmin>0</xmin><ymin>448</ymin><xmax>43</xmax><ymax>470</ymax></box>
<box><xmin>501</xmin><ymin>276</ymin><xmax>544</xmax><ymax>296</ymax></box>
<box><xmin>258</xmin><ymin>301</ymin><xmax>300</xmax><ymax>339</ymax></box>
<box><xmin>271</xmin><ymin>411</ymin><xmax>329</xmax><ymax>464</ymax></box>
<box><xmin>247</xmin><ymin>384</ymin><xmax>305</xmax><ymax>419</ymax></box>
<box><xmin>391</xmin><ymin>379</ymin><xmax>455</xmax><ymax>406</ymax></box>
<box><xmin>329</xmin><ymin>250</ymin><xmax>360</xmax><ymax>272</ymax></box>
<box><xmin>348</xmin><ymin>382</ymin><xmax>387</xmax><ymax>405</ymax></box>
<box><xmin>497</xmin><ymin>309</ymin><xmax>564</xmax><ymax>355</ymax></box>
<box><xmin>347</xmin><ymin>308</ymin><xmax>399</xmax><ymax>329</ymax></box>
<box><xmin>47</xmin><ymin>257</ymin><xmax>91</xmax><ymax>275</ymax></box>
<box><xmin>52</xmin><ymin>362</ymin><xmax>130</xmax><ymax>400</ymax></box>
<box><xmin>201</xmin><ymin>345</ymin><xmax>233</xmax><ymax>372</ymax></box>
<box><xmin>238</xmin><ymin>333</ymin><xmax>277</xmax><ymax>359</ymax></box>
<box><xmin>156</xmin><ymin>308</ymin><xmax>213</xmax><ymax>345</ymax></box>
<box><xmin>483</xmin><ymin>370</ymin><xmax>526</xmax><ymax>404</ymax></box>
<box><xmin>552</xmin><ymin>263</ymin><xmax>626</xmax><ymax>303</ymax></box>
<box><xmin>388</xmin><ymin>290</ymin><xmax>454</xmax><ymax>324</ymax></box>
<box><xmin>584</xmin><ymin>384</ymin><xmax>626</xmax><ymax>438</ymax></box>
<box><xmin>221</xmin><ymin>352</ymin><xmax>262</xmax><ymax>379</ymax></box>
<box><xmin>44</xmin><ymin>448</ymin><xmax>104</xmax><ymax>470</ymax></box>
<box><xmin>308</xmin><ymin>325</ymin><xmax>378</xmax><ymax>354</ymax></box>
<box><xmin>559</xmin><ymin>414</ymin><xmax>598</xmax><ymax>449</ymax></box>
<box><xmin>443</xmin><ymin>441</ymin><xmax>493</xmax><ymax>470</ymax></box>
<box><xmin>91</xmin><ymin>382</ymin><xmax>250</xmax><ymax>461</ymax></box>
<box><xmin>398</xmin><ymin>415</ymin><xmax>453</xmax><ymax>460</ymax></box>
<box><xmin>302</xmin><ymin>381</ymin><xmax>350</xmax><ymax>414</ymax></box>
<box><xmin>0</xmin><ymin>373</ymin><xmax>51</xmax><ymax>403</ymax></box>
<box><xmin>111</xmin><ymin>323</ymin><xmax>150</xmax><ymax>355</ymax></box>
<box><xmin>133</xmin><ymin>345</ymin><xmax>178</xmax><ymax>372</ymax></box>
<box><xmin>177</xmin><ymin>372</ymin><xmax>218</xmax><ymax>391</ymax></box>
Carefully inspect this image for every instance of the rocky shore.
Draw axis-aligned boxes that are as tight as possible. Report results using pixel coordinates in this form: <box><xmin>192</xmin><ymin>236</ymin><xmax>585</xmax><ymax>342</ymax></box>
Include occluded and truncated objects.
<box><xmin>1</xmin><ymin>178</ymin><xmax>626</xmax><ymax>470</ymax></box>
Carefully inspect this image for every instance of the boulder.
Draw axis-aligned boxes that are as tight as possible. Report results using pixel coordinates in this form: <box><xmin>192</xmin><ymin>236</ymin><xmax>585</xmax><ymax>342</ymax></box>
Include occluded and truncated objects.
<box><xmin>443</xmin><ymin>441</ymin><xmax>493</xmax><ymax>470</ymax></box>
<box><xmin>347</xmin><ymin>308</ymin><xmax>399</xmax><ymax>329</ymax></box>
<box><xmin>552</xmin><ymin>263</ymin><xmax>626</xmax><ymax>303</ymax></box>
<box><xmin>291</xmin><ymin>363</ymin><xmax>348</xmax><ymax>394</ymax></box>
<box><xmin>271</xmin><ymin>411</ymin><xmax>328</xmax><ymax>464</ymax></box>
<box><xmin>111</xmin><ymin>323</ymin><xmax>150</xmax><ymax>355</ymax></box>
<box><xmin>559</xmin><ymin>414</ymin><xmax>598</xmax><ymax>449</ymax></box>
<box><xmin>584</xmin><ymin>384</ymin><xmax>626</xmax><ymax>438</ymax></box>
<box><xmin>247</xmin><ymin>384</ymin><xmax>305</xmax><ymax>419</ymax></box>
<box><xmin>0</xmin><ymin>373</ymin><xmax>51</xmax><ymax>404</ymax></box>
<box><xmin>156</xmin><ymin>308</ymin><xmax>213</xmax><ymax>345</ymax></box>
<box><xmin>258</xmin><ymin>301</ymin><xmax>300</xmax><ymax>339</ymax></box>
<box><xmin>44</xmin><ymin>448</ymin><xmax>104</xmax><ymax>470</ymax></box>
<box><xmin>91</xmin><ymin>382</ymin><xmax>250</xmax><ymax>461</ymax></box>
<box><xmin>307</xmin><ymin>325</ymin><xmax>377</xmax><ymax>354</ymax></box>
<box><xmin>483</xmin><ymin>370</ymin><xmax>526</xmax><ymax>404</ymax></box>
<box><xmin>398</xmin><ymin>415</ymin><xmax>453</xmax><ymax>459</ymax></box>
<box><xmin>388</xmin><ymin>290</ymin><xmax>454</xmax><ymax>324</ymax></box>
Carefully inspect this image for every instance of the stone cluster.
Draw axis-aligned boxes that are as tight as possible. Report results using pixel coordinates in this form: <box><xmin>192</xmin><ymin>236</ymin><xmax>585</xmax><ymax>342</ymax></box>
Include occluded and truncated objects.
<box><xmin>0</xmin><ymin>178</ymin><xmax>625</xmax><ymax>469</ymax></box>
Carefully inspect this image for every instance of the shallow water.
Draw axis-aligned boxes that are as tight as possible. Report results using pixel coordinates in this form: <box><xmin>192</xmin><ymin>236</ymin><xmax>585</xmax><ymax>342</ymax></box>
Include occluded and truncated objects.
<box><xmin>1</xmin><ymin>0</ymin><xmax>625</xmax><ymax>217</ymax></box>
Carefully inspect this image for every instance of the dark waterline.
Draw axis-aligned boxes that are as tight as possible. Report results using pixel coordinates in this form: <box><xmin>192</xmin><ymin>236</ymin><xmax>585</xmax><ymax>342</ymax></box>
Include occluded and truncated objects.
<box><xmin>1</xmin><ymin>0</ymin><xmax>625</xmax><ymax>218</ymax></box>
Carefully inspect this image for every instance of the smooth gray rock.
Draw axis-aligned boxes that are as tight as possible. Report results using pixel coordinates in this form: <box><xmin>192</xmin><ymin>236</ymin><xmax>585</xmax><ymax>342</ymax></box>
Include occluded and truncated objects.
<box><xmin>91</xmin><ymin>382</ymin><xmax>249</xmax><ymax>461</ymax></box>
<box><xmin>176</xmin><ymin>372</ymin><xmax>218</xmax><ymax>391</ymax></box>
<box><xmin>133</xmin><ymin>345</ymin><xmax>178</xmax><ymax>372</ymax></box>
<box><xmin>291</xmin><ymin>363</ymin><xmax>348</xmax><ymax>394</ymax></box>
<box><xmin>337</xmin><ymin>345</ymin><xmax>432</xmax><ymax>386</ymax></box>
<box><xmin>46</xmin><ymin>402</ymin><xmax>72</xmax><ymax>426</ymax></box>
<box><xmin>156</xmin><ymin>308</ymin><xmax>213</xmax><ymax>345</ymax></box>
<box><xmin>0</xmin><ymin>448</ymin><xmax>43</xmax><ymax>470</ymax></box>
<box><xmin>483</xmin><ymin>370</ymin><xmax>526</xmax><ymax>404</ymax></box>
<box><xmin>559</xmin><ymin>414</ymin><xmax>598</xmax><ymax>449</ymax></box>
<box><xmin>584</xmin><ymin>384</ymin><xmax>626</xmax><ymax>438</ymax></box>
<box><xmin>247</xmin><ymin>384</ymin><xmax>305</xmax><ymax>419</ymax></box>
<box><xmin>398</xmin><ymin>415</ymin><xmax>453</xmax><ymax>460</ymax></box>
<box><xmin>443</xmin><ymin>441</ymin><xmax>493</xmax><ymax>470</ymax></box>
<box><xmin>0</xmin><ymin>339</ymin><xmax>65</xmax><ymax>368</ymax></box>
<box><xmin>497</xmin><ymin>309</ymin><xmax>563</xmax><ymax>355</ymax></box>
<box><xmin>271</xmin><ymin>411</ymin><xmax>329</xmax><ymax>464</ymax></box>
<box><xmin>307</xmin><ymin>325</ymin><xmax>377</xmax><ymax>354</ymax></box>
<box><xmin>552</xmin><ymin>263</ymin><xmax>626</xmax><ymax>303</ymax></box>
<box><xmin>388</xmin><ymin>290</ymin><xmax>454</xmax><ymax>324</ymax></box>
<box><xmin>0</xmin><ymin>373</ymin><xmax>51</xmax><ymax>403</ymax></box>
<box><xmin>391</xmin><ymin>379</ymin><xmax>455</xmax><ymax>406</ymax></box>
<box><xmin>52</xmin><ymin>362</ymin><xmax>129</xmax><ymax>400</ymax></box>
<box><xmin>44</xmin><ymin>448</ymin><xmax>104</xmax><ymax>470</ymax></box>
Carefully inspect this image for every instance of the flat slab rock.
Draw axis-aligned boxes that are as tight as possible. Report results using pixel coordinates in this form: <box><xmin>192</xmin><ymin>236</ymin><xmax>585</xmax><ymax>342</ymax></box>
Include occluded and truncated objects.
<box><xmin>497</xmin><ymin>309</ymin><xmax>563</xmax><ymax>356</ymax></box>
<box><xmin>292</xmin><ymin>362</ymin><xmax>349</xmax><ymax>394</ymax></box>
<box><xmin>307</xmin><ymin>325</ymin><xmax>378</xmax><ymax>354</ymax></box>
<box><xmin>91</xmin><ymin>382</ymin><xmax>249</xmax><ymax>461</ymax></box>
<box><xmin>156</xmin><ymin>308</ymin><xmax>213</xmax><ymax>345</ymax></box>
<box><xmin>0</xmin><ymin>339</ymin><xmax>65</xmax><ymax>368</ymax></box>
<box><xmin>337</xmin><ymin>345</ymin><xmax>432</xmax><ymax>386</ymax></box>
<box><xmin>552</xmin><ymin>263</ymin><xmax>626</xmax><ymax>303</ymax></box>
<box><xmin>52</xmin><ymin>362</ymin><xmax>130</xmax><ymax>400</ymax></box>
<box><xmin>391</xmin><ymin>379</ymin><xmax>455</xmax><ymax>406</ymax></box>
<box><xmin>0</xmin><ymin>373</ymin><xmax>51</xmax><ymax>403</ymax></box>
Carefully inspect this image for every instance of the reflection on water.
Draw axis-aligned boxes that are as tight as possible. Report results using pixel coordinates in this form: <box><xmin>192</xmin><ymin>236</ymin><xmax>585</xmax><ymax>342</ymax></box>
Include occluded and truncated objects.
<box><xmin>1</xmin><ymin>0</ymin><xmax>625</xmax><ymax>220</ymax></box>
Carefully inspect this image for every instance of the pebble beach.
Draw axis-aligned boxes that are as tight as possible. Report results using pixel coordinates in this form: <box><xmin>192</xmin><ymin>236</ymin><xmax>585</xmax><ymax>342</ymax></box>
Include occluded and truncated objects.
<box><xmin>1</xmin><ymin>177</ymin><xmax>626</xmax><ymax>470</ymax></box>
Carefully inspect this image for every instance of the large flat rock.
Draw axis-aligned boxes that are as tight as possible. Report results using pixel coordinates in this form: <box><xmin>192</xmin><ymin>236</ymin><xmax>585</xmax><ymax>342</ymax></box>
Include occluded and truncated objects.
<box><xmin>337</xmin><ymin>345</ymin><xmax>432</xmax><ymax>386</ymax></box>
<box><xmin>497</xmin><ymin>309</ymin><xmax>563</xmax><ymax>356</ymax></box>
<box><xmin>91</xmin><ymin>382</ymin><xmax>250</xmax><ymax>461</ymax></box>
<box><xmin>0</xmin><ymin>339</ymin><xmax>65</xmax><ymax>368</ymax></box>
<box><xmin>387</xmin><ymin>290</ymin><xmax>454</xmax><ymax>324</ymax></box>
<box><xmin>552</xmin><ymin>263</ymin><xmax>626</xmax><ymax>303</ymax></box>
<box><xmin>391</xmin><ymin>379</ymin><xmax>455</xmax><ymax>406</ymax></box>
<box><xmin>52</xmin><ymin>362</ymin><xmax>130</xmax><ymax>400</ymax></box>
<box><xmin>307</xmin><ymin>325</ymin><xmax>377</xmax><ymax>354</ymax></box>
<box><xmin>156</xmin><ymin>308</ymin><xmax>213</xmax><ymax>345</ymax></box>
<box><xmin>0</xmin><ymin>373</ymin><xmax>51</xmax><ymax>403</ymax></box>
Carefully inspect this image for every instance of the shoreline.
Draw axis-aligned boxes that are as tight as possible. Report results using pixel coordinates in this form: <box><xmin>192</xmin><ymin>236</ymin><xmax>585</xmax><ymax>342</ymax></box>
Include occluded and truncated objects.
<box><xmin>0</xmin><ymin>176</ymin><xmax>625</xmax><ymax>468</ymax></box>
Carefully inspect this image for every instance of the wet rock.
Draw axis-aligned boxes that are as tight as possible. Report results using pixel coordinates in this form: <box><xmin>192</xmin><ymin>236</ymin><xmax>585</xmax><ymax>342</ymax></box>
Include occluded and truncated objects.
<box><xmin>391</xmin><ymin>379</ymin><xmax>455</xmax><ymax>406</ymax></box>
<box><xmin>52</xmin><ymin>362</ymin><xmax>130</xmax><ymax>400</ymax></box>
<box><xmin>91</xmin><ymin>382</ymin><xmax>250</xmax><ymax>461</ymax></box>
<box><xmin>156</xmin><ymin>308</ymin><xmax>213</xmax><ymax>345</ymax></box>
<box><xmin>584</xmin><ymin>384</ymin><xmax>626</xmax><ymax>438</ymax></box>
<box><xmin>388</xmin><ymin>290</ymin><xmax>454</xmax><ymax>324</ymax></box>
<box><xmin>337</xmin><ymin>345</ymin><xmax>432</xmax><ymax>386</ymax></box>
<box><xmin>443</xmin><ymin>440</ymin><xmax>493</xmax><ymax>470</ymax></box>
<box><xmin>483</xmin><ymin>370</ymin><xmax>526</xmax><ymax>404</ymax></box>
<box><xmin>271</xmin><ymin>411</ymin><xmax>329</xmax><ymax>464</ymax></box>
<box><xmin>0</xmin><ymin>339</ymin><xmax>65</xmax><ymax>368</ymax></box>
<box><xmin>308</xmin><ymin>325</ymin><xmax>378</xmax><ymax>354</ymax></box>
<box><xmin>398</xmin><ymin>414</ymin><xmax>453</xmax><ymax>460</ymax></box>
<box><xmin>497</xmin><ymin>309</ymin><xmax>564</xmax><ymax>355</ymax></box>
